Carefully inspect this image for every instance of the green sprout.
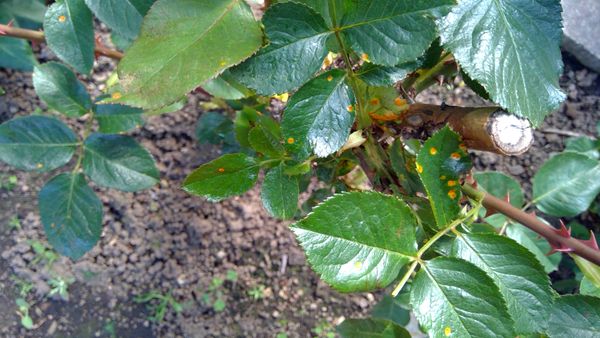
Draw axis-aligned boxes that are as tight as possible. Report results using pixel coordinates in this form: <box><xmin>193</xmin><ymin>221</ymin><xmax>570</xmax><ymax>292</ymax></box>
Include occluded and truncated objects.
<box><xmin>134</xmin><ymin>290</ymin><xmax>183</xmax><ymax>322</ymax></box>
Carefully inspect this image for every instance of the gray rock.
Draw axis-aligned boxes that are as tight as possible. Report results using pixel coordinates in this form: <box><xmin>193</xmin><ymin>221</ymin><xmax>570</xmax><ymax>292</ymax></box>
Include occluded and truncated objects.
<box><xmin>562</xmin><ymin>0</ymin><xmax>600</xmax><ymax>72</ymax></box>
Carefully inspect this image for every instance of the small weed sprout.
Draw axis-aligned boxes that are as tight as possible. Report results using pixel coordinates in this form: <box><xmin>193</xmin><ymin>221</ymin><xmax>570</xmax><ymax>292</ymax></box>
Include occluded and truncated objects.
<box><xmin>135</xmin><ymin>290</ymin><xmax>183</xmax><ymax>322</ymax></box>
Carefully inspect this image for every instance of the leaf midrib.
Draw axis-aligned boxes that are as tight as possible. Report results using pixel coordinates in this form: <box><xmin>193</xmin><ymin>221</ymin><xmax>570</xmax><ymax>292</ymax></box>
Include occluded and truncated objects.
<box><xmin>532</xmin><ymin>164</ymin><xmax>600</xmax><ymax>204</ymax></box>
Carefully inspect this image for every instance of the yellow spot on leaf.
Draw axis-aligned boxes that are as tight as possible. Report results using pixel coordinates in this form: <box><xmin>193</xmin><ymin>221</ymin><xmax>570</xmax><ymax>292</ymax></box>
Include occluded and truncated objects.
<box><xmin>459</xmin><ymin>143</ymin><xmax>467</xmax><ymax>151</ymax></box>
<box><xmin>36</xmin><ymin>163</ymin><xmax>43</xmax><ymax>169</ymax></box>
<box><xmin>347</xmin><ymin>105</ymin><xmax>354</xmax><ymax>112</ymax></box>
<box><xmin>447</xmin><ymin>180</ymin><xmax>457</xmax><ymax>187</ymax></box>
<box><xmin>394</xmin><ymin>97</ymin><xmax>407</xmax><ymax>107</ymax></box>
<box><xmin>287</xmin><ymin>137</ymin><xmax>295</xmax><ymax>144</ymax></box>
<box><xmin>111</xmin><ymin>92</ymin><xmax>122</xmax><ymax>100</ymax></box>
<box><xmin>416</xmin><ymin>162</ymin><xmax>423</xmax><ymax>174</ymax></box>
<box><xmin>51</xmin><ymin>223</ymin><xmax>56</xmax><ymax>229</ymax></box>
<box><xmin>219</xmin><ymin>60</ymin><xmax>227</xmax><ymax>66</ymax></box>
<box><xmin>354</xmin><ymin>261</ymin><xmax>362</xmax><ymax>270</ymax></box>
<box><xmin>369</xmin><ymin>98</ymin><xmax>380</xmax><ymax>105</ymax></box>
<box><xmin>444</xmin><ymin>326</ymin><xmax>452</xmax><ymax>336</ymax></box>
<box><xmin>217</xmin><ymin>168</ymin><xmax>225</xmax><ymax>173</ymax></box>
<box><xmin>429</xmin><ymin>147</ymin><xmax>437</xmax><ymax>155</ymax></box>
<box><xmin>58</xmin><ymin>15</ymin><xmax>66</xmax><ymax>22</ymax></box>
<box><xmin>361</xmin><ymin>53</ymin><xmax>369</xmax><ymax>62</ymax></box>
<box><xmin>273</xmin><ymin>93</ymin><xmax>289</xmax><ymax>102</ymax></box>
<box><xmin>448</xmin><ymin>190</ymin><xmax>457</xmax><ymax>199</ymax></box>
<box><xmin>327</xmin><ymin>74</ymin><xmax>333</xmax><ymax>81</ymax></box>
<box><xmin>450</xmin><ymin>152</ymin><xmax>461</xmax><ymax>160</ymax></box>
<box><xmin>440</xmin><ymin>175</ymin><xmax>446</xmax><ymax>180</ymax></box>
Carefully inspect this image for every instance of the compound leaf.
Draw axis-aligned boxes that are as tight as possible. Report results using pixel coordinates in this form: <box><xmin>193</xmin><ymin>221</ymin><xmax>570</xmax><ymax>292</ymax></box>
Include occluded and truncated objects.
<box><xmin>548</xmin><ymin>295</ymin><xmax>600</xmax><ymax>338</ymax></box>
<box><xmin>83</xmin><ymin>134</ymin><xmax>159</xmax><ymax>192</ymax></box>
<box><xmin>337</xmin><ymin>318</ymin><xmax>410</xmax><ymax>338</ymax></box>
<box><xmin>44</xmin><ymin>0</ymin><xmax>94</xmax><ymax>74</ymax></box>
<box><xmin>439</xmin><ymin>0</ymin><xmax>565</xmax><ymax>125</ymax></box>
<box><xmin>95</xmin><ymin>103</ymin><xmax>144</xmax><ymax>134</ymax></box>
<box><xmin>281</xmin><ymin>70</ymin><xmax>353</xmax><ymax>159</ymax></box>
<box><xmin>231</xmin><ymin>2</ymin><xmax>331</xmax><ymax>95</ymax></box>
<box><xmin>291</xmin><ymin>192</ymin><xmax>417</xmax><ymax>292</ymax></box>
<box><xmin>116</xmin><ymin>0</ymin><xmax>262</xmax><ymax>108</ymax></box>
<box><xmin>39</xmin><ymin>173</ymin><xmax>103</xmax><ymax>259</ymax></box>
<box><xmin>0</xmin><ymin>115</ymin><xmax>78</xmax><ymax>171</ymax></box>
<box><xmin>261</xmin><ymin>164</ymin><xmax>299</xmax><ymax>219</ymax></box>
<box><xmin>416</xmin><ymin>126</ymin><xmax>471</xmax><ymax>228</ymax></box>
<box><xmin>452</xmin><ymin>233</ymin><xmax>554</xmax><ymax>334</ymax></box>
<box><xmin>533</xmin><ymin>152</ymin><xmax>600</xmax><ymax>217</ymax></box>
<box><xmin>33</xmin><ymin>62</ymin><xmax>93</xmax><ymax>117</ymax></box>
<box><xmin>84</xmin><ymin>0</ymin><xmax>154</xmax><ymax>40</ymax></box>
<box><xmin>183</xmin><ymin>153</ymin><xmax>259</xmax><ymax>202</ymax></box>
<box><xmin>411</xmin><ymin>257</ymin><xmax>514</xmax><ymax>338</ymax></box>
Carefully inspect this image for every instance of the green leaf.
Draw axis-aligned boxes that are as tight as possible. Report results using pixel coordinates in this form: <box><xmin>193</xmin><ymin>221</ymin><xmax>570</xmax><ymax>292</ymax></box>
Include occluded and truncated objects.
<box><xmin>44</xmin><ymin>0</ymin><xmax>94</xmax><ymax>74</ymax></box>
<box><xmin>565</xmin><ymin>136</ymin><xmax>600</xmax><ymax>160</ymax></box>
<box><xmin>451</xmin><ymin>233</ymin><xmax>554</xmax><ymax>334</ymax></box>
<box><xmin>548</xmin><ymin>295</ymin><xmax>600</xmax><ymax>337</ymax></box>
<box><xmin>230</xmin><ymin>2</ymin><xmax>331</xmax><ymax>95</ymax></box>
<box><xmin>0</xmin><ymin>116</ymin><xmax>78</xmax><ymax>171</ymax></box>
<box><xmin>83</xmin><ymin>134</ymin><xmax>159</xmax><ymax>192</ymax></box>
<box><xmin>203</xmin><ymin>70</ymin><xmax>253</xmax><ymax>100</ymax></box>
<box><xmin>95</xmin><ymin>104</ymin><xmax>144</xmax><ymax>134</ymax></box>
<box><xmin>0</xmin><ymin>0</ymin><xmax>45</xmax><ymax>27</ymax></box>
<box><xmin>0</xmin><ymin>9</ymin><xmax>36</xmax><ymax>71</ymax></box>
<box><xmin>474</xmin><ymin>171</ymin><xmax>524</xmax><ymax>208</ymax></box>
<box><xmin>261</xmin><ymin>164</ymin><xmax>299</xmax><ymax>219</ymax></box>
<box><xmin>32</xmin><ymin>62</ymin><xmax>93</xmax><ymax>117</ymax></box>
<box><xmin>338</xmin><ymin>0</ymin><xmax>454</xmax><ymax>66</ymax></box>
<box><xmin>504</xmin><ymin>222</ymin><xmax>561</xmax><ymax>274</ymax></box>
<box><xmin>337</xmin><ymin>318</ymin><xmax>410</xmax><ymax>338</ymax></box>
<box><xmin>370</xmin><ymin>295</ymin><xmax>410</xmax><ymax>326</ymax></box>
<box><xmin>143</xmin><ymin>98</ymin><xmax>187</xmax><ymax>116</ymax></box>
<box><xmin>281</xmin><ymin>70</ymin><xmax>353</xmax><ymax>159</ymax></box>
<box><xmin>183</xmin><ymin>153</ymin><xmax>259</xmax><ymax>202</ymax></box>
<box><xmin>416</xmin><ymin>126</ymin><xmax>471</xmax><ymax>228</ymax></box>
<box><xmin>234</xmin><ymin>107</ymin><xmax>260</xmax><ymax>148</ymax></box>
<box><xmin>389</xmin><ymin>138</ymin><xmax>423</xmax><ymax>195</ymax></box>
<box><xmin>533</xmin><ymin>152</ymin><xmax>600</xmax><ymax>217</ymax></box>
<box><xmin>84</xmin><ymin>0</ymin><xmax>154</xmax><ymax>40</ymax></box>
<box><xmin>439</xmin><ymin>0</ymin><xmax>565</xmax><ymax>125</ymax></box>
<box><xmin>116</xmin><ymin>0</ymin><xmax>263</xmax><ymax>108</ymax></box>
<box><xmin>581</xmin><ymin>277</ymin><xmax>600</xmax><ymax>298</ymax></box>
<box><xmin>411</xmin><ymin>257</ymin><xmax>514</xmax><ymax>337</ymax></box>
<box><xmin>195</xmin><ymin>112</ymin><xmax>238</xmax><ymax>152</ymax></box>
<box><xmin>39</xmin><ymin>173</ymin><xmax>103</xmax><ymax>259</ymax></box>
<box><xmin>356</xmin><ymin>62</ymin><xmax>420</xmax><ymax>87</ymax></box>
<box><xmin>291</xmin><ymin>192</ymin><xmax>417</xmax><ymax>292</ymax></box>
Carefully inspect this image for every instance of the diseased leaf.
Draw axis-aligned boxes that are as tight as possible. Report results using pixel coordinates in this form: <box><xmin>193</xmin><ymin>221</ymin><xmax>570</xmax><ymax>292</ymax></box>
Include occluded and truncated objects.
<box><xmin>84</xmin><ymin>0</ymin><xmax>155</xmax><ymax>40</ymax></box>
<box><xmin>337</xmin><ymin>318</ymin><xmax>410</xmax><ymax>338</ymax></box>
<box><xmin>439</xmin><ymin>0</ymin><xmax>565</xmax><ymax>125</ymax></box>
<box><xmin>230</xmin><ymin>2</ymin><xmax>331</xmax><ymax>95</ymax></box>
<box><xmin>533</xmin><ymin>152</ymin><xmax>600</xmax><ymax>217</ymax></box>
<box><xmin>261</xmin><ymin>164</ymin><xmax>299</xmax><ymax>219</ymax></box>
<box><xmin>281</xmin><ymin>70</ymin><xmax>353</xmax><ymax>159</ymax></box>
<box><xmin>95</xmin><ymin>104</ymin><xmax>144</xmax><ymax>134</ymax></box>
<box><xmin>83</xmin><ymin>134</ymin><xmax>159</xmax><ymax>192</ymax></box>
<box><xmin>44</xmin><ymin>0</ymin><xmax>95</xmax><ymax>74</ymax></box>
<box><xmin>33</xmin><ymin>62</ymin><xmax>93</xmax><ymax>117</ymax></box>
<box><xmin>548</xmin><ymin>295</ymin><xmax>600</xmax><ymax>337</ymax></box>
<box><xmin>389</xmin><ymin>138</ymin><xmax>423</xmax><ymax>195</ymax></box>
<box><xmin>39</xmin><ymin>173</ymin><xmax>103</xmax><ymax>259</ymax></box>
<box><xmin>291</xmin><ymin>192</ymin><xmax>417</xmax><ymax>292</ymax></box>
<box><xmin>452</xmin><ymin>233</ymin><xmax>554</xmax><ymax>334</ymax></box>
<box><xmin>416</xmin><ymin>126</ymin><xmax>471</xmax><ymax>228</ymax></box>
<box><xmin>116</xmin><ymin>0</ymin><xmax>263</xmax><ymax>108</ymax></box>
<box><xmin>338</xmin><ymin>0</ymin><xmax>454</xmax><ymax>66</ymax></box>
<box><xmin>0</xmin><ymin>116</ymin><xmax>78</xmax><ymax>171</ymax></box>
<box><xmin>411</xmin><ymin>257</ymin><xmax>514</xmax><ymax>337</ymax></box>
<box><xmin>183</xmin><ymin>153</ymin><xmax>259</xmax><ymax>202</ymax></box>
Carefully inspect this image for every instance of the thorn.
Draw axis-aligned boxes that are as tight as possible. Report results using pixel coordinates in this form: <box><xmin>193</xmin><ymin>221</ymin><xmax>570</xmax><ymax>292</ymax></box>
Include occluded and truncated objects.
<box><xmin>554</xmin><ymin>220</ymin><xmax>571</xmax><ymax>238</ymax></box>
<box><xmin>503</xmin><ymin>193</ymin><xmax>510</xmax><ymax>205</ymax></box>
<box><xmin>528</xmin><ymin>211</ymin><xmax>537</xmax><ymax>218</ymax></box>
<box><xmin>579</xmin><ymin>231</ymin><xmax>600</xmax><ymax>251</ymax></box>
<box><xmin>0</xmin><ymin>20</ymin><xmax>13</xmax><ymax>35</ymax></box>
<box><xmin>94</xmin><ymin>34</ymin><xmax>105</xmax><ymax>60</ymax></box>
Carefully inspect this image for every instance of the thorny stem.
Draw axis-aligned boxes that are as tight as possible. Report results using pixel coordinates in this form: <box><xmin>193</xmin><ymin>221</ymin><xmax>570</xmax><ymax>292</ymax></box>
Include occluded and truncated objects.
<box><xmin>0</xmin><ymin>24</ymin><xmax>124</xmax><ymax>60</ymax></box>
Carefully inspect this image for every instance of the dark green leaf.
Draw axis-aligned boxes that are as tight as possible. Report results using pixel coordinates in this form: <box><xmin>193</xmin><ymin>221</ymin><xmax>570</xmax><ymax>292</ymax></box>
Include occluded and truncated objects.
<box><xmin>416</xmin><ymin>126</ymin><xmax>471</xmax><ymax>228</ymax></box>
<box><xmin>39</xmin><ymin>173</ymin><xmax>103</xmax><ymax>259</ymax></box>
<box><xmin>411</xmin><ymin>257</ymin><xmax>514</xmax><ymax>337</ymax></box>
<box><xmin>231</xmin><ymin>2</ymin><xmax>331</xmax><ymax>95</ymax></box>
<box><xmin>461</xmin><ymin>69</ymin><xmax>490</xmax><ymax>100</ymax></box>
<box><xmin>370</xmin><ymin>295</ymin><xmax>410</xmax><ymax>326</ymax></box>
<box><xmin>565</xmin><ymin>136</ymin><xmax>599</xmax><ymax>160</ymax></box>
<box><xmin>95</xmin><ymin>104</ymin><xmax>144</xmax><ymax>134</ymax></box>
<box><xmin>261</xmin><ymin>164</ymin><xmax>299</xmax><ymax>219</ymax></box>
<box><xmin>33</xmin><ymin>62</ymin><xmax>93</xmax><ymax>117</ymax></box>
<box><xmin>548</xmin><ymin>295</ymin><xmax>600</xmax><ymax>337</ymax></box>
<box><xmin>203</xmin><ymin>70</ymin><xmax>253</xmax><ymax>100</ymax></box>
<box><xmin>0</xmin><ymin>0</ymin><xmax>45</xmax><ymax>27</ymax></box>
<box><xmin>84</xmin><ymin>0</ymin><xmax>154</xmax><ymax>40</ymax></box>
<box><xmin>474</xmin><ymin>171</ymin><xmax>524</xmax><ymax>208</ymax></box>
<box><xmin>0</xmin><ymin>115</ymin><xmax>78</xmax><ymax>171</ymax></box>
<box><xmin>234</xmin><ymin>107</ymin><xmax>260</xmax><ymax>148</ymax></box>
<box><xmin>248</xmin><ymin>127</ymin><xmax>284</xmax><ymax>158</ymax></box>
<box><xmin>439</xmin><ymin>0</ymin><xmax>565</xmax><ymax>125</ymax></box>
<box><xmin>291</xmin><ymin>192</ymin><xmax>417</xmax><ymax>292</ymax></box>
<box><xmin>116</xmin><ymin>0</ymin><xmax>263</xmax><ymax>108</ymax></box>
<box><xmin>183</xmin><ymin>153</ymin><xmax>259</xmax><ymax>202</ymax></box>
<box><xmin>337</xmin><ymin>318</ymin><xmax>410</xmax><ymax>338</ymax></box>
<box><xmin>281</xmin><ymin>70</ymin><xmax>353</xmax><ymax>159</ymax></box>
<box><xmin>452</xmin><ymin>233</ymin><xmax>554</xmax><ymax>334</ymax></box>
<box><xmin>533</xmin><ymin>152</ymin><xmax>600</xmax><ymax>217</ymax></box>
<box><xmin>503</xmin><ymin>221</ymin><xmax>561</xmax><ymax>274</ymax></box>
<box><xmin>356</xmin><ymin>62</ymin><xmax>420</xmax><ymax>87</ymax></box>
<box><xmin>44</xmin><ymin>0</ymin><xmax>94</xmax><ymax>74</ymax></box>
<box><xmin>195</xmin><ymin>112</ymin><xmax>237</xmax><ymax>151</ymax></box>
<box><xmin>83</xmin><ymin>134</ymin><xmax>159</xmax><ymax>192</ymax></box>
<box><xmin>338</xmin><ymin>0</ymin><xmax>454</xmax><ymax>66</ymax></box>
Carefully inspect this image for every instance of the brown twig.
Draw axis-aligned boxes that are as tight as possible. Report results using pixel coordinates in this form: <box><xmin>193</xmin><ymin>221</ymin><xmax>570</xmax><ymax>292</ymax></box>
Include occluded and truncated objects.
<box><xmin>0</xmin><ymin>23</ymin><xmax>123</xmax><ymax>60</ymax></box>
<box><xmin>462</xmin><ymin>184</ymin><xmax>600</xmax><ymax>266</ymax></box>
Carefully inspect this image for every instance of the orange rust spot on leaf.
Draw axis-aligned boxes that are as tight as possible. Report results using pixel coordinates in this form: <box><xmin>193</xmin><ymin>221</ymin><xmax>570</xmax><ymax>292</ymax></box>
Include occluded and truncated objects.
<box><xmin>287</xmin><ymin>137</ymin><xmax>295</xmax><ymax>144</ymax></box>
<box><xmin>111</xmin><ymin>92</ymin><xmax>122</xmax><ymax>100</ymax></box>
<box><xmin>459</xmin><ymin>143</ymin><xmax>467</xmax><ymax>151</ymax></box>
<box><xmin>394</xmin><ymin>97</ymin><xmax>407</xmax><ymax>106</ymax></box>
<box><xmin>326</xmin><ymin>74</ymin><xmax>333</xmax><ymax>82</ymax></box>
<box><xmin>347</xmin><ymin>104</ymin><xmax>354</xmax><ymax>112</ymax></box>
<box><xmin>416</xmin><ymin>162</ymin><xmax>423</xmax><ymax>174</ymax></box>
<box><xmin>448</xmin><ymin>190</ymin><xmax>457</xmax><ymax>199</ymax></box>
<box><xmin>58</xmin><ymin>15</ymin><xmax>66</xmax><ymax>22</ymax></box>
<box><xmin>429</xmin><ymin>147</ymin><xmax>437</xmax><ymax>155</ymax></box>
<box><xmin>369</xmin><ymin>98</ymin><xmax>380</xmax><ymax>105</ymax></box>
<box><xmin>450</xmin><ymin>152</ymin><xmax>461</xmax><ymax>160</ymax></box>
<box><xmin>217</xmin><ymin>168</ymin><xmax>225</xmax><ymax>173</ymax></box>
<box><xmin>361</xmin><ymin>53</ymin><xmax>369</xmax><ymax>61</ymax></box>
<box><xmin>447</xmin><ymin>180</ymin><xmax>457</xmax><ymax>187</ymax></box>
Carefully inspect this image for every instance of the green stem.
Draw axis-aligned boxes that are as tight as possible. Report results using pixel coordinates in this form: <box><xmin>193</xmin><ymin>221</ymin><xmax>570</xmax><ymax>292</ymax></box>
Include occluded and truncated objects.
<box><xmin>391</xmin><ymin>260</ymin><xmax>418</xmax><ymax>297</ymax></box>
<box><xmin>72</xmin><ymin>111</ymin><xmax>95</xmax><ymax>173</ymax></box>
